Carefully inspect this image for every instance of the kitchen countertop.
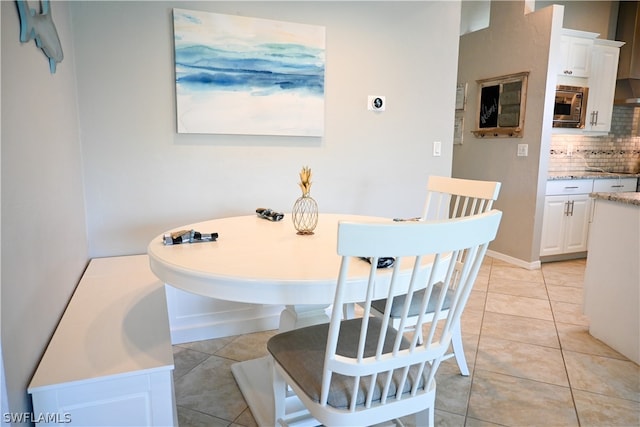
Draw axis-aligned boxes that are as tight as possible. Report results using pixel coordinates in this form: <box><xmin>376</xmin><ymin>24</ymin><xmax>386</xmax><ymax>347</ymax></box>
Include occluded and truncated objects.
<box><xmin>590</xmin><ymin>191</ymin><xmax>640</xmax><ymax>207</ymax></box>
<box><xmin>548</xmin><ymin>171</ymin><xmax>640</xmax><ymax>180</ymax></box>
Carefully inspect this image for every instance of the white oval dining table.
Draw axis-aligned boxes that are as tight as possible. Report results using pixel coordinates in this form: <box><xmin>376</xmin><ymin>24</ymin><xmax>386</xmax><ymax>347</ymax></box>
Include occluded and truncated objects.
<box><xmin>147</xmin><ymin>213</ymin><xmax>397</xmax><ymax>329</ymax></box>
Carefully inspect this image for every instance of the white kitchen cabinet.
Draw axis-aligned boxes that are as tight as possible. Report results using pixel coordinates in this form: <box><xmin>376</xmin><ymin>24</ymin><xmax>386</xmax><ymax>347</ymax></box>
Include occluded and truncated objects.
<box><xmin>540</xmin><ymin>177</ymin><xmax>638</xmax><ymax>257</ymax></box>
<box><xmin>558</xmin><ymin>33</ymin><xmax>595</xmax><ymax>78</ymax></box>
<box><xmin>584</xmin><ymin>40</ymin><xmax>624</xmax><ymax>133</ymax></box>
<box><xmin>540</xmin><ymin>179</ymin><xmax>593</xmax><ymax>257</ymax></box>
<box><xmin>592</xmin><ymin>177</ymin><xmax>638</xmax><ymax>193</ymax></box>
<box><xmin>554</xmin><ymin>30</ymin><xmax>623</xmax><ymax>135</ymax></box>
<box><xmin>540</xmin><ymin>193</ymin><xmax>592</xmax><ymax>256</ymax></box>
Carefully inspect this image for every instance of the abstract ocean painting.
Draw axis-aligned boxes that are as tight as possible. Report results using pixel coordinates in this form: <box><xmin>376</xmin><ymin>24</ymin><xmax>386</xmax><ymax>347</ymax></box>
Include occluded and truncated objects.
<box><xmin>173</xmin><ymin>9</ymin><xmax>325</xmax><ymax>136</ymax></box>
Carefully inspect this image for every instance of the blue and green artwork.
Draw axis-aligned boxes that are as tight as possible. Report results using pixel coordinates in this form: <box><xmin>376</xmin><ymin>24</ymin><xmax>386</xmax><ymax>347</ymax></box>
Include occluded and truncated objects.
<box><xmin>173</xmin><ymin>9</ymin><xmax>325</xmax><ymax>136</ymax></box>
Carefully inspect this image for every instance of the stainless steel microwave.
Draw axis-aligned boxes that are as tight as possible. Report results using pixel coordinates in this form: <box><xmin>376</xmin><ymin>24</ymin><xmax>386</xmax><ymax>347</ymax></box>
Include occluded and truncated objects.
<box><xmin>553</xmin><ymin>85</ymin><xmax>588</xmax><ymax>128</ymax></box>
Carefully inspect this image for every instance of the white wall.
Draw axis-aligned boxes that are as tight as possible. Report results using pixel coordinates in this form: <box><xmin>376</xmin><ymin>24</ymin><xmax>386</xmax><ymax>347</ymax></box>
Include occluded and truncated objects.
<box><xmin>0</xmin><ymin>3</ymin><xmax>6</xmax><ymax>423</ymax></box>
<box><xmin>70</xmin><ymin>1</ymin><xmax>462</xmax><ymax>257</ymax></box>
<box><xmin>535</xmin><ymin>0</ymin><xmax>618</xmax><ymax>39</ymax></box>
<box><xmin>1</xmin><ymin>0</ymin><xmax>89</xmax><ymax>419</ymax></box>
<box><xmin>460</xmin><ymin>0</ymin><xmax>490</xmax><ymax>35</ymax></box>
<box><xmin>1</xmin><ymin>0</ymin><xmax>462</xmax><ymax>418</ymax></box>
<box><xmin>0</xmin><ymin>3</ymin><xmax>5</xmax><ymax>424</ymax></box>
<box><xmin>453</xmin><ymin>1</ymin><xmax>563</xmax><ymax>266</ymax></box>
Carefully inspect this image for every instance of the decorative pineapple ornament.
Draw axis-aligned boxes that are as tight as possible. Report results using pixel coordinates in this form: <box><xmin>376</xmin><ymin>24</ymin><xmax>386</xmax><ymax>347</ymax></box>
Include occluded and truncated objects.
<box><xmin>292</xmin><ymin>166</ymin><xmax>318</xmax><ymax>235</ymax></box>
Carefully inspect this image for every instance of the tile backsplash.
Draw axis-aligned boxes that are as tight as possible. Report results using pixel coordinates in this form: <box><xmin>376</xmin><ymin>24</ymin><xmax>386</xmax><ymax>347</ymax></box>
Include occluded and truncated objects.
<box><xmin>549</xmin><ymin>106</ymin><xmax>640</xmax><ymax>173</ymax></box>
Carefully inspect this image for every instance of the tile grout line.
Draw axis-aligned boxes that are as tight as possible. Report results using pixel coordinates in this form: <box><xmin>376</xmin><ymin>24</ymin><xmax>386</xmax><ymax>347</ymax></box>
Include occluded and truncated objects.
<box><xmin>462</xmin><ymin>257</ymin><xmax>494</xmax><ymax>426</ymax></box>
<box><xmin>541</xmin><ymin>263</ymin><xmax>583</xmax><ymax>427</ymax></box>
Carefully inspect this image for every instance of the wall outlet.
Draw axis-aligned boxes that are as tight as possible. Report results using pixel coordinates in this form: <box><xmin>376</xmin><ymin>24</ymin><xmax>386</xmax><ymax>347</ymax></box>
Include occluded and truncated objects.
<box><xmin>433</xmin><ymin>141</ymin><xmax>442</xmax><ymax>157</ymax></box>
<box><xmin>517</xmin><ymin>143</ymin><xmax>528</xmax><ymax>157</ymax></box>
<box><xmin>567</xmin><ymin>144</ymin><xmax>574</xmax><ymax>157</ymax></box>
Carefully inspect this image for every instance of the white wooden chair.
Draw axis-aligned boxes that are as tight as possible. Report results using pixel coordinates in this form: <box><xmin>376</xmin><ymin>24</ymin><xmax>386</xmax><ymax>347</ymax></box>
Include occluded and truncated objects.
<box><xmin>421</xmin><ymin>175</ymin><xmax>501</xmax><ymax>222</ymax></box>
<box><xmin>267</xmin><ymin>210</ymin><xmax>502</xmax><ymax>427</ymax></box>
<box><xmin>368</xmin><ymin>176</ymin><xmax>501</xmax><ymax>376</ymax></box>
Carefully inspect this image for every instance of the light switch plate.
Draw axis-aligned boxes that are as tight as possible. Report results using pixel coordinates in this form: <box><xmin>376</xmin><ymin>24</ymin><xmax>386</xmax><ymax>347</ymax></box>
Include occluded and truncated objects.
<box><xmin>517</xmin><ymin>144</ymin><xmax>528</xmax><ymax>157</ymax></box>
<box><xmin>433</xmin><ymin>141</ymin><xmax>442</xmax><ymax>157</ymax></box>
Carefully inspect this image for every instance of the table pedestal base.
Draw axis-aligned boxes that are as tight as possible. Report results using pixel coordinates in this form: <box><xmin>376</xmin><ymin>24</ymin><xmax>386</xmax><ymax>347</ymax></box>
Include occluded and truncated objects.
<box><xmin>279</xmin><ymin>304</ymin><xmax>329</xmax><ymax>332</ymax></box>
<box><xmin>232</xmin><ymin>356</ymin><xmax>320</xmax><ymax>427</ymax></box>
<box><xmin>231</xmin><ymin>357</ymin><xmax>275</xmax><ymax>427</ymax></box>
<box><xmin>232</xmin><ymin>305</ymin><xmax>331</xmax><ymax>426</ymax></box>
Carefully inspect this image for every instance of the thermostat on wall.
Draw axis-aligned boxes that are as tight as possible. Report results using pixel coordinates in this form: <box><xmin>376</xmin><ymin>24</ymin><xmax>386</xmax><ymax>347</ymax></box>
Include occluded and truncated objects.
<box><xmin>368</xmin><ymin>96</ymin><xmax>386</xmax><ymax>111</ymax></box>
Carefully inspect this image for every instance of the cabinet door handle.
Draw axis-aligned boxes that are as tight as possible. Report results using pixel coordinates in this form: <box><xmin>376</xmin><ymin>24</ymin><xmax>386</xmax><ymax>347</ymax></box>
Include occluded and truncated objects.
<box><xmin>569</xmin><ymin>200</ymin><xmax>575</xmax><ymax>216</ymax></box>
<box><xmin>594</xmin><ymin>110</ymin><xmax>599</xmax><ymax>125</ymax></box>
<box><xmin>564</xmin><ymin>201</ymin><xmax>570</xmax><ymax>216</ymax></box>
<box><xmin>611</xmin><ymin>185</ymin><xmax>624</xmax><ymax>188</ymax></box>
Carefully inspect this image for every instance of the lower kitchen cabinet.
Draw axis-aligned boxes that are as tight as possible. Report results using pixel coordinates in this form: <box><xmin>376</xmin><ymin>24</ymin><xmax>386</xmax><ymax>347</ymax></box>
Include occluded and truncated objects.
<box><xmin>540</xmin><ymin>177</ymin><xmax>638</xmax><ymax>257</ymax></box>
<box><xmin>540</xmin><ymin>193</ymin><xmax>591</xmax><ymax>256</ymax></box>
<box><xmin>592</xmin><ymin>177</ymin><xmax>638</xmax><ymax>192</ymax></box>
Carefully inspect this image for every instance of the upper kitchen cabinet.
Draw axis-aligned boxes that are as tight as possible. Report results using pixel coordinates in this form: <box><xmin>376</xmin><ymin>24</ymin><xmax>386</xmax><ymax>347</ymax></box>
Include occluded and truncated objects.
<box><xmin>584</xmin><ymin>39</ymin><xmax>625</xmax><ymax>133</ymax></box>
<box><xmin>557</xmin><ymin>30</ymin><xmax>597</xmax><ymax>78</ymax></box>
<box><xmin>554</xmin><ymin>29</ymin><xmax>624</xmax><ymax>135</ymax></box>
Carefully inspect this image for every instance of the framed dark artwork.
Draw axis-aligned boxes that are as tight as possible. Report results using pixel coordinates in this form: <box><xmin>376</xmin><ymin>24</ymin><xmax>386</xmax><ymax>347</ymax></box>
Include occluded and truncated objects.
<box><xmin>473</xmin><ymin>72</ymin><xmax>529</xmax><ymax>138</ymax></box>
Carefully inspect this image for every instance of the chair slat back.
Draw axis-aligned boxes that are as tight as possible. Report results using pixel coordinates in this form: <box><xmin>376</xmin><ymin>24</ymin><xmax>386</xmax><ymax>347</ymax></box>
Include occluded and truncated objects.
<box><xmin>322</xmin><ymin>210</ymin><xmax>502</xmax><ymax>415</ymax></box>
<box><xmin>422</xmin><ymin>175</ymin><xmax>501</xmax><ymax>220</ymax></box>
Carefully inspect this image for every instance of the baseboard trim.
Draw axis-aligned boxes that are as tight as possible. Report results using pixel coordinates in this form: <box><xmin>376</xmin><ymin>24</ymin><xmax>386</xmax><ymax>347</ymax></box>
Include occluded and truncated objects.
<box><xmin>169</xmin><ymin>314</ymin><xmax>281</xmax><ymax>345</ymax></box>
<box><xmin>487</xmin><ymin>250</ymin><xmax>541</xmax><ymax>270</ymax></box>
<box><xmin>540</xmin><ymin>252</ymin><xmax>587</xmax><ymax>263</ymax></box>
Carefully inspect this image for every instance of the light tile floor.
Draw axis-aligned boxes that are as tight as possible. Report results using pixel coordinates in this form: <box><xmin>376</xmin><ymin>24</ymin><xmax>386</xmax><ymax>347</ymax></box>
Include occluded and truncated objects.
<box><xmin>172</xmin><ymin>257</ymin><xmax>640</xmax><ymax>426</ymax></box>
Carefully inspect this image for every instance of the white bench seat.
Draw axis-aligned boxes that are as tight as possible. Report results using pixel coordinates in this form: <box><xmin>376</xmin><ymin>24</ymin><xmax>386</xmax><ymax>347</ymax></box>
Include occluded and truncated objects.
<box><xmin>28</xmin><ymin>255</ymin><xmax>176</xmax><ymax>426</ymax></box>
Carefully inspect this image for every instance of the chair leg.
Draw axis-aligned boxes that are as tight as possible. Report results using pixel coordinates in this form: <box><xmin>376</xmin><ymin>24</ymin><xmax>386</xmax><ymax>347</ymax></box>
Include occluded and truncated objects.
<box><xmin>451</xmin><ymin>322</ymin><xmax>469</xmax><ymax>376</ymax></box>
<box><xmin>272</xmin><ymin>364</ymin><xmax>287</xmax><ymax>426</ymax></box>
<box><xmin>415</xmin><ymin>405</ymin><xmax>434</xmax><ymax>427</ymax></box>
